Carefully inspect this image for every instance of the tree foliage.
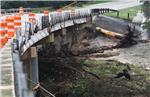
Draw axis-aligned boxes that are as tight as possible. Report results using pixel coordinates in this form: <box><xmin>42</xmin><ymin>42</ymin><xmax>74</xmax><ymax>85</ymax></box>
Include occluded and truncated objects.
<box><xmin>1</xmin><ymin>1</ymin><xmax>73</xmax><ymax>9</ymax></box>
<box><xmin>142</xmin><ymin>1</ymin><xmax>150</xmax><ymax>18</ymax></box>
<box><xmin>142</xmin><ymin>1</ymin><xmax>150</xmax><ymax>31</ymax></box>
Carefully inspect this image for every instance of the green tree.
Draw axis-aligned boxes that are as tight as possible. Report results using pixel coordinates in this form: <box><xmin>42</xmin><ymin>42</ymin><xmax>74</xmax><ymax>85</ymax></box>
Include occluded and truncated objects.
<box><xmin>1</xmin><ymin>1</ymin><xmax>73</xmax><ymax>9</ymax></box>
<box><xmin>142</xmin><ymin>1</ymin><xmax>150</xmax><ymax>19</ymax></box>
<box><xmin>142</xmin><ymin>1</ymin><xmax>150</xmax><ymax>32</ymax></box>
<box><xmin>144</xmin><ymin>21</ymin><xmax>150</xmax><ymax>31</ymax></box>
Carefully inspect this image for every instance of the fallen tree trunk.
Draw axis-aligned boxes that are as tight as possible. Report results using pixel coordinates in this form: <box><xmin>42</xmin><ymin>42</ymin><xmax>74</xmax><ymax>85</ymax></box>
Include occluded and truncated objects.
<box><xmin>96</xmin><ymin>26</ymin><xmax>137</xmax><ymax>48</ymax></box>
<box><xmin>96</xmin><ymin>27</ymin><xmax>124</xmax><ymax>39</ymax></box>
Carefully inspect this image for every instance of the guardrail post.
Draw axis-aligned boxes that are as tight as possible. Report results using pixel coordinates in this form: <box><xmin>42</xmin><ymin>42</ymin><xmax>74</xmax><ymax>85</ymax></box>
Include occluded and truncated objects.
<box><xmin>48</xmin><ymin>33</ymin><xmax>55</xmax><ymax>43</ymax></box>
<box><xmin>128</xmin><ymin>13</ymin><xmax>130</xmax><ymax>19</ymax></box>
<box><xmin>30</xmin><ymin>47</ymin><xmax>39</xmax><ymax>89</ymax></box>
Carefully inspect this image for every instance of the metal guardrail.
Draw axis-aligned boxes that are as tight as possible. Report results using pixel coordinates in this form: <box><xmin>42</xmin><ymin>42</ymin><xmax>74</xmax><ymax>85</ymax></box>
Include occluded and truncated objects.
<box><xmin>1</xmin><ymin>8</ymin><xmax>32</xmax><ymax>14</ymax></box>
<box><xmin>16</xmin><ymin>8</ymin><xmax>118</xmax><ymax>55</ymax></box>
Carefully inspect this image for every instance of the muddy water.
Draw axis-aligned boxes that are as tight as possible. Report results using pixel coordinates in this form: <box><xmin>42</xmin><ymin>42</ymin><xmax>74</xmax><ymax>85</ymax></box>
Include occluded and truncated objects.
<box><xmin>114</xmin><ymin>42</ymin><xmax>150</xmax><ymax>67</ymax></box>
<box><xmin>92</xmin><ymin>42</ymin><xmax>150</xmax><ymax>68</ymax></box>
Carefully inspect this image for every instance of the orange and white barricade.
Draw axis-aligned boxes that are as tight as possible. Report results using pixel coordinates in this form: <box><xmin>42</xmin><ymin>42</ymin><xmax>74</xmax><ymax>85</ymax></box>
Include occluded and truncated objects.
<box><xmin>19</xmin><ymin>7</ymin><xmax>24</xmax><ymax>15</ymax></box>
<box><xmin>0</xmin><ymin>21</ymin><xmax>7</xmax><ymax>48</ymax></box>
<box><xmin>14</xmin><ymin>14</ymin><xmax>21</xmax><ymax>31</ymax></box>
<box><xmin>6</xmin><ymin>16</ymin><xmax>15</xmax><ymax>39</ymax></box>
<box><xmin>43</xmin><ymin>10</ymin><xmax>49</xmax><ymax>16</ymax></box>
<box><xmin>29</xmin><ymin>12</ymin><xmax>36</xmax><ymax>24</ymax></box>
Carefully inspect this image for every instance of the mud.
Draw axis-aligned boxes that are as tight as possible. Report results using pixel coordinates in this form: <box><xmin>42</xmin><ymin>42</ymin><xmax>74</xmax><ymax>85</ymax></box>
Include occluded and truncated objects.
<box><xmin>92</xmin><ymin>42</ymin><xmax>150</xmax><ymax>69</ymax></box>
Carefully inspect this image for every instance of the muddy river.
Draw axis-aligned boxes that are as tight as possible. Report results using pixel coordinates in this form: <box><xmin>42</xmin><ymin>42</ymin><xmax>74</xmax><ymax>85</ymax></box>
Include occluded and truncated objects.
<box><xmin>91</xmin><ymin>42</ymin><xmax>150</xmax><ymax>69</ymax></box>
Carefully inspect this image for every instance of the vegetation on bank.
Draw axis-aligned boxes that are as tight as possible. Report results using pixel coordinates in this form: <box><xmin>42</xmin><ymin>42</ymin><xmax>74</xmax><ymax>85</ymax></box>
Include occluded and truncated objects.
<box><xmin>60</xmin><ymin>60</ymin><xmax>150</xmax><ymax>97</ymax></box>
<box><xmin>144</xmin><ymin>21</ymin><xmax>150</xmax><ymax>31</ymax></box>
<box><xmin>142</xmin><ymin>1</ymin><xmax>150</xmax><ymax>18</ymax></box>
<box><xmin>105</xmin><ymin>6</ymin><xmax>142</xmax><ymax>21</ymax></box>
<box><xmin>142</xmin><ymin>1</ymin><xmax>150</xmax><ymax>31</ymax></box>
<box><xmin>39</xmin><ymin>58</ymin><xmax>150</xmax><ymax>97</ymax></box>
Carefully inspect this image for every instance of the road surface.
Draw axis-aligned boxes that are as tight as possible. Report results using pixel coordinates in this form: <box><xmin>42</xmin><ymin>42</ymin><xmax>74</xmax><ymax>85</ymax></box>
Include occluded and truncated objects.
<box><xmin>85</xmin><ymin>0</ymin><xmax>142</xmax><ymax>10</ymax></box>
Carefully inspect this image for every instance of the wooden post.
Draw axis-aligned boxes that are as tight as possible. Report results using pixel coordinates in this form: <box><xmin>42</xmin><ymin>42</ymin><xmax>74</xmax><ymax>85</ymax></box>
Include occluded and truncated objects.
<box><xmin>62</xmin><ymin>28</ymin><xmax>66</xmax><ymax>36</ymax></box>
<box><xmin>117</xmin><ymin>11</ymin><xmax>119</xmax><ymax>17</ymax></box>
<box><xmin>128</xmin><ymin>13</ymin><xmax>130</xmax><ymax>20</ymax></box>
<box><xmin>86</xmin><ymin>16</ymin><xmax>92</xmax><ymax>25</ymax></box>
<box><xmin>48</xmin><ymin>33</ymin><xmax>55</xmax><ymax>43</ymax></box>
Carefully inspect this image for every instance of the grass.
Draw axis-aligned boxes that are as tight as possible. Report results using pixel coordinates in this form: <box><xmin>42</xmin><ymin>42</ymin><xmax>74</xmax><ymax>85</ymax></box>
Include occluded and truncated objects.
<box><xmin>105</xmin><ymin>5</ymin><xmax>142</xmax><ymax>21</ymax></box>
<box><xmin>83</xmin><ymin>60</ymin><xmax>130</xmax><ymax>75</ymax></box>
<box><xmin>43</xmin><ymin>59</ymin><xmax>150</xmax><ymax>97</ymax></box>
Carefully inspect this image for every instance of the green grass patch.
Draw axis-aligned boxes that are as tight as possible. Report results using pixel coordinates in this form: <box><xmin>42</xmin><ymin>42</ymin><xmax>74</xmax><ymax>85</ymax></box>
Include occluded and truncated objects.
<box><xmin>83</xmin><ymin>60</ymin><xmax>129</xmax><ymax>75</ymax></box>
<box><xmin>105</xmin><ymin>5</ymin><xmax>142</xmax><ymax>21</ymax></box>
<box><xmin>41</xmin><ymin>59</ymin><xmax>150</xmax><ymax>97</ymax></box>
<box><xmin>57</xmin><ymin>59</ymin><xmax>150</xmax><ymax>96</ymax></box>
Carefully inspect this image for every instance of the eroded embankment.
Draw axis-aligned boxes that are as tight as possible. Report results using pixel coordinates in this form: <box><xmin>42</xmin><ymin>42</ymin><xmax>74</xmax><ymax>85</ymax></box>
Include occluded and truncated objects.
<box><xmin>36</xmin><ymin>16</ymin><xmax>150</xmax><ymax>97</ymax></box>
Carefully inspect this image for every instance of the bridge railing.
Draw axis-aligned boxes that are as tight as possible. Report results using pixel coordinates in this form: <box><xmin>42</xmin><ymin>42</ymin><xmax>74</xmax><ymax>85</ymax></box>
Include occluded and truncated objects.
<box><xmin>1</xmin><ymin>8</ymin><xmax>32</xmax><ymax>14</ymax></box>
<box><xmin>17</xmin><ymin>9</ymin><xmax>92</xmax><ymax>53</ymax></box>
<box><xmin>15</xmin><ymin>8</ymin><xmax>117</xmax><ymax>55</ymax></box>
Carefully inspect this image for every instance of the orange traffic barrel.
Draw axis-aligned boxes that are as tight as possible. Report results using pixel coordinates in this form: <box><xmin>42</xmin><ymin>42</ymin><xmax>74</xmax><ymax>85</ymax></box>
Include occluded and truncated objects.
<box><xmin>29</xmin><ymin>12</ymin><xmax>35</xmax><ymax>23</ymax></box>
<box><xmin>19</xmin><ymin>7</ymin><xmax>24</xmax><ymax>15</ymax></box>
<box><xmin>0</xmin><ymin>21</ymin><xmax>7</xmax><ymax>48</ymax></box>
<box><xmin>14</xmin><ymin>14</ymin><xmax>21</xmax><ymax>31</ymax></box>
<box><xmin>43</xmin><ymin>10</ymin><xmax>49</xmax><ymax>16</ymax></box>
<box><xmin>6</xmin><ymin>16</ymin><xmax>15</xmax><ymax>39</ymax></box>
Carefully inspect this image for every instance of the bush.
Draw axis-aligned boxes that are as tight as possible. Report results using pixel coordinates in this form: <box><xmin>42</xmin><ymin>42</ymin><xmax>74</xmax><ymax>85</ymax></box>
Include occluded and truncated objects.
<box><xmin>144</xmin><ymin>21</ymin><xmax>150</xmax><ymax>31</ymax></box>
